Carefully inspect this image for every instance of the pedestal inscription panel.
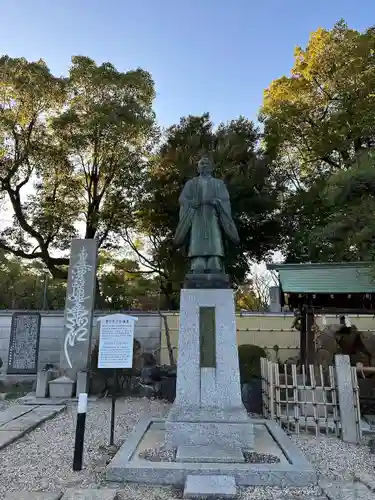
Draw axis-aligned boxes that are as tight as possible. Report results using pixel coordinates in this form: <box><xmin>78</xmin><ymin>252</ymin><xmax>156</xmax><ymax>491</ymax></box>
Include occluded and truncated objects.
<box><xmin>199</xmin><ymin>306</ymin><xmax>216</xmax><ymax>368</ymax></box>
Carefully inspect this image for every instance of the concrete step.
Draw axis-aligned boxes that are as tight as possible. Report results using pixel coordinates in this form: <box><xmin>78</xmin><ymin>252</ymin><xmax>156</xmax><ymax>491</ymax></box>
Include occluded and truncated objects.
<box><xmin>183</xmin><ymin>474</ymin><xmax>237</xmax><ymax>499</ymax></box>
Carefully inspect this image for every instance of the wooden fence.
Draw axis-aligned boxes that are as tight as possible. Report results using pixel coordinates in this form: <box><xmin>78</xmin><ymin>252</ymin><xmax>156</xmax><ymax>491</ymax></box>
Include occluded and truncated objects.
<box><xmin>261</xmin><ymin>357</ymin><xmax>362</xmax><ymax>440</ymax></box>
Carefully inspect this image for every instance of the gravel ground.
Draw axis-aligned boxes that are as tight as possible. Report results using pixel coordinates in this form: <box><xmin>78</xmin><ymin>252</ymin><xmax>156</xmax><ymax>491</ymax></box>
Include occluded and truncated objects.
<box><xmin>139</xmin><ymin>445</ymin><xmax>176</xmax><ymax>462</ymax></box>
<box><xmin>0</xmin><ymin>397</ymin><xmax>374</xmax><ymax>499</ymax></box>
<box><xmin>0</xmin><ymin>397</ymin><xmax>170</xmax><ymax>498</ymax></box>
<box><xmin>291</xmin><ymin>432</ymin><xmax>375</xmax><ymax>480</ymax></box>
<box><xmin>243</xmin><ymin>451</ymin><xmax>280</xmax><ymax>463</ymax></box>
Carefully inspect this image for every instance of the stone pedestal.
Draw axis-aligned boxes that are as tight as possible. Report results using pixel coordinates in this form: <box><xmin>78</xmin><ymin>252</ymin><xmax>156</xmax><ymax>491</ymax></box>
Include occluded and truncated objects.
<box><xmin>36</xmin><ymin>370</ymin><xmax>54</xmax><ymax>398</ymax></box>
<box><xmin>49</xmin><ymin>376</ymin><xmax>75</xmax><ymax>398</ymax></box>
<box><xmin>165</xmin><ymin>288</ymin><xmax>254</xmax><ymax>451</ymax></box>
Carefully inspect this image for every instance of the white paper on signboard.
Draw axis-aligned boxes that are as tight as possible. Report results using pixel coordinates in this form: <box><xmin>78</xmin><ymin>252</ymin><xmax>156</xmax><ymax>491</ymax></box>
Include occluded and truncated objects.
<box><xmin>97</xmin><ymin>313</ymin><xmax>138</xmax><ymax>369</ymax></box>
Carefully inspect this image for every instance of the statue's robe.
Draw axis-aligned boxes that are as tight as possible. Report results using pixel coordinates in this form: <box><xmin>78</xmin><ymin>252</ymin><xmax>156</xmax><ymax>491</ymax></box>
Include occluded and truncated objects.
<box><xmin>174</xmin><ymin>175</ymin><xmax>239</xmax><ymax>258</ymax></box>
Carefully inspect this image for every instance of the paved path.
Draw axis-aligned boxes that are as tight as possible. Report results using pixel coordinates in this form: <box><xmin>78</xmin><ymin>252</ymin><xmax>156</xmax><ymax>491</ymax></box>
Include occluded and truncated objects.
<box><xmin>0</xmin><ymin>404</ymin><xmax>65</xmax><ymax>450</ymax></box>
<box><xmin>4</xmin><ymin>490</ymin><xmax>117</xmax><ymax>500</ymax></box>
<box><xmin>3</xmin><ymin>463</ymin><xmax>375</xmax><ymax>499</ymax></box>
<box><xmin>1</xmin><ymin>482</ymin><xmax>371</xmax><ymax>500</ymax></box>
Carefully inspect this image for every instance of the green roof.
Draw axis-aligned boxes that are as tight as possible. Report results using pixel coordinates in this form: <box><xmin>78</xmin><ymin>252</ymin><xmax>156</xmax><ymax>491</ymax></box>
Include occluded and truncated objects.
<box><xmin>266</xmin><ymin>262</ymin><xmax>375</xmax><ymax>294</ymax></box>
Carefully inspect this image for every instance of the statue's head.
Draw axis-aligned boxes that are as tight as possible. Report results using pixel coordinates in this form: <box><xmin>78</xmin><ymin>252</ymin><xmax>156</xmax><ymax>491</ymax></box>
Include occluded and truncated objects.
<box><xmin>197</xmin><ymin>154</ymin><xmax>214</xmax><ymax>176</ymax></box>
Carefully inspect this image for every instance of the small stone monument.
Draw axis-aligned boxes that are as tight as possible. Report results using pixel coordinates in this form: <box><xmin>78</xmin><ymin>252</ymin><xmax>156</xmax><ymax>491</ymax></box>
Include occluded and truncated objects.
<box><xmin>50</xmin><ymin>239</ymin><xmax>98</xmax><ymax>398</ymax></box>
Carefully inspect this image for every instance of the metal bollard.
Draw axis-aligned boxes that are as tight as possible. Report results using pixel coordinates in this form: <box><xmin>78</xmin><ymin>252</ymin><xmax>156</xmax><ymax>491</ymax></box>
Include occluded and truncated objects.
<box><xmin>73</xmin><ymin>393</ymin><xmax>88</xmax><ymax>471</ymax></box>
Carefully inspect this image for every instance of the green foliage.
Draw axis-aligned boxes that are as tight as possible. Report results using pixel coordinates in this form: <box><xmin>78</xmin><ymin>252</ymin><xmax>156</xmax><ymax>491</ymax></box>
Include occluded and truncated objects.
<box><xmin>261</xmin><ymin>21</ymin><xmax>375</xmax><ymax>178</ymax></box>
<box><xmin>0</xmin><ymin>251</ymin><xmax>66</xmax><ymax>309</ymax></box>
<box><xmin>0</xmin><ymin>54</ymin><xmax>284</xmax><ymax>295</ymax></box>
<box><xmin>261</xmin><ymin>21</ymin><xmax>375</xmax><ymax>262</ymax></box>
<box><xmin>10</xmin><ymin>23</ymin><xmax>375</xmax><ymax>296</ymax></box>
<box><xmin>310</xmin><ymin>150</ymin><xmax>375</xmax><ymax>261</ymax></box>
<box><xmin>236</xmin><ymin>286</ymin><xmax>265</xmax><ymax>311</ymax></box>
<box><xmin>238</xmin><ymin>344</ymin><xmax>267</xmax><ymax>383</ymax></box>
<box><xmin>0</xmin><ymin>55</ymin><xmax>156</xmax><ymax>278</ymax></box>
<box><xmin>0</xmin><ymin>249</ymin><xmax>161</xmax><ymax>310</ymax></box>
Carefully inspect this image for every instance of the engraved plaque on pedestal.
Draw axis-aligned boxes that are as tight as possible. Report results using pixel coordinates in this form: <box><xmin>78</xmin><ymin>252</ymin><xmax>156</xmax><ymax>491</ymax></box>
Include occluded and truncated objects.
<box><xmin>7</xmin><ymin>312</ymin><xmax>41</xmax><ymax>374</ymax></box>
<box><xmin>199</xmin><ymin>306</ymin><xmax>216</xmax><ymax>368</ymax></box>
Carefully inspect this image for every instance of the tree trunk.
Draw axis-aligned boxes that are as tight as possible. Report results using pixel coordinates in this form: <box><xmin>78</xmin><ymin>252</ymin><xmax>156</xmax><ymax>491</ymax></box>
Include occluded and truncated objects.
<box><xmin>95</xmin><ymin>277</ymin><xmax>106</xmax><ymax>310</ymax></box>
<box><xmin>158</xmin><ymin>310</ymin><xmax>176</xmax><ymax>367</ymax></box>
<box><xmin>160</xmin><ymin>280</ymin><xmax>179</xmax><ymax>310</ymax></box>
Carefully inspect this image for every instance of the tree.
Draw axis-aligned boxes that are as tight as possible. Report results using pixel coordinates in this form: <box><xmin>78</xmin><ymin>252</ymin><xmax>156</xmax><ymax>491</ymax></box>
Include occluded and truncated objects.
<box><xmin>0</xmin><ymin>251</ymin><xmax>66</xmax><ymax>309</ymax></box>
<box><xmin>276</xmin><ymin>179</ymin><xmax>338</xmax><ymax>262</ymax></box>
<box><xmin>310</xmin><ymin>150</ymin><xmax>375</xmax><ymax>262</ymax></box>
<box><xmin>0</xmin><ymin>248</ymin><xmax>163</xmax><ymax>311</ymax></box>
<box><xmin>0</xmin><ymin>55</ymin><xmax>156</xmax><ymax>278</ymax></box>
<box><xmin>97</xmin><ymin>252</ymin><xmax>161</xmax><ymax>310</ymax></box>
<box><xmin>235</xmin><ymin>265</ymin><xmax>278</xmax><ymax>311</ymax></box>
<box><xmin>261</xmin><ymin>21</ymin><xmax>375</xmax><ymax>183</ymax></box>
<box><xmin>125</xmin><ymin>113</ymin><xmax>283</xmax><ymax>306</ymax></box>
<box><xmin>260</xmin><ymin>21</ymin><xmax>375</xmax><ymax>262</ymax></box>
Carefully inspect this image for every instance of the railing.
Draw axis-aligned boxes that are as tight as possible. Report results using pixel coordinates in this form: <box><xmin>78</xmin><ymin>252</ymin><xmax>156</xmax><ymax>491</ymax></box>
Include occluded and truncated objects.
<box><xmin>261</xmin><ymin>357</ymin><xmax>362</xmax><ymax>440</ymax></box>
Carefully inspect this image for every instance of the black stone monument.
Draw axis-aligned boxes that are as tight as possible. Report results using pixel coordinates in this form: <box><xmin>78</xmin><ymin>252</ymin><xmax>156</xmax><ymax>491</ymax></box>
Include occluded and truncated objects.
<box><xmin>7</xmin><ymin>312</ymin><xmax>41</xmax><ymax>374</ymax></box>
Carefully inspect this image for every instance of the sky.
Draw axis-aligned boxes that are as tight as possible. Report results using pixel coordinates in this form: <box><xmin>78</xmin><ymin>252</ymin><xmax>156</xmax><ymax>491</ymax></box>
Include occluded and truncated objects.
<box><xmin>0</xmin><ymin>0</ymin><xmax>371</xmax><ymax>128</ymax></box>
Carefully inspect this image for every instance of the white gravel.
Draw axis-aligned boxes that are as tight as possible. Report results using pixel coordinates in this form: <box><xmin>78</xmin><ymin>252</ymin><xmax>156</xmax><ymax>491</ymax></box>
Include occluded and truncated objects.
<box><xmin>0</xmin><ymin>397</ymin><xmax>374</xmax><ymax>499</ymax></box>
<box><xmin>291</xmin><ymin>432</ymin><xmax>375</xmax><ymax>480</ymax></box>
<box><xmin>0</xmin><ymin>397</ymin><xmax>170</xmax><ymax>498</ymax></box>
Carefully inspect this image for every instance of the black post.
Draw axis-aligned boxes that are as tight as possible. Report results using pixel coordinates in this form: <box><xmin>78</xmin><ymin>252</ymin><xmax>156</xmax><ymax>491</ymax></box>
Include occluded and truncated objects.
<box><xmin>73</xmin><ymin>393</ymin><xmax>87</xmax><ymax>471</ymax></box>
<box><xmin>110</xmin><ymin>369</ymin><xmax>117</xmax><ymax>446</ymax></box>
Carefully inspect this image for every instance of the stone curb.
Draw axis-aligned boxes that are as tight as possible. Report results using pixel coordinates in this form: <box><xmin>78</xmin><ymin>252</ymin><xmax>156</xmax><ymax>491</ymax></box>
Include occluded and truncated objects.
<box><xmin>320</xmin><ymin>478</ymin><xmax>375</xmax><ymax>500</ymax></box>
<box><xmin>107</xmin><ymin>416</ymin><xmax>317</xmax><ymax>487</ymax></box>
<box><xmin>4</xmin><ymin>492</ymin><xmax>63</xmax><ymax>500</ymax></box>
<box><xmin>0</xmin><ymin>405</ymin><xmax>66</xmax><ymax>450</ymax></box>
<box><xmin>354</xmin><ymin>472</ymin><xmax>375</xmax><ymax>491</ymax></box>
<box><xmin>4</xmin><ymin>491</ymin><xmax>117</xmax><ymax>500</ymax></box>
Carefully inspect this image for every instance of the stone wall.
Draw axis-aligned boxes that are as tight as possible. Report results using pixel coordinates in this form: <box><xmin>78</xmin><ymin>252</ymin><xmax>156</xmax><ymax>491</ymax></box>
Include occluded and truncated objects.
<box><xmin>160</xmin><ymin>312</ymin><xmax>375</xmax><ymax>365</ymax></box>
<box><xmin>1</xmin><ymin>310</ymin><xmax>375</xmax><ymax>372</ymax></box>
<box><xmin>0</xmin><ymin>311</ymin><xmax>162</xmax><ymax>374</ymax></box>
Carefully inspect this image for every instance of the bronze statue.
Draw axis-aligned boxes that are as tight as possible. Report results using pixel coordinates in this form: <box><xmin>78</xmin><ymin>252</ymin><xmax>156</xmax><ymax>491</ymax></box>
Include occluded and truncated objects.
<box><xmin>174</xmin><ymin>154</ymin><xmax>239</xmax><ymax>284</ymax></box>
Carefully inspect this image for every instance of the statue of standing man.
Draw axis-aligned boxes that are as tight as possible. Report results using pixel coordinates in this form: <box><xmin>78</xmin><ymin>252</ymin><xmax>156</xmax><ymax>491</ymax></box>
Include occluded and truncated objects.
<box><xmin>174</xmin><ymin>154</ymin><xmax>240</xmax><ymax>287</ymax></box>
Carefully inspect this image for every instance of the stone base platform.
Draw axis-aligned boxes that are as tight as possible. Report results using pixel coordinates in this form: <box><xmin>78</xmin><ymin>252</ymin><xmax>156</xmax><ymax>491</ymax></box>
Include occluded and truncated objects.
<box><xmin>184</xmin><ymin>474</ymin><xmax>237</xmax><ymax>499</ymax></box>
<box><xmin>106</xmin><ymin>416</ymin><xmax>317</xmax><ymax>487</ymax></box>
<box><xmin>166</xmin><ymin>420</ymin><xmax>254</xmax><ymax>448</ymax></box>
